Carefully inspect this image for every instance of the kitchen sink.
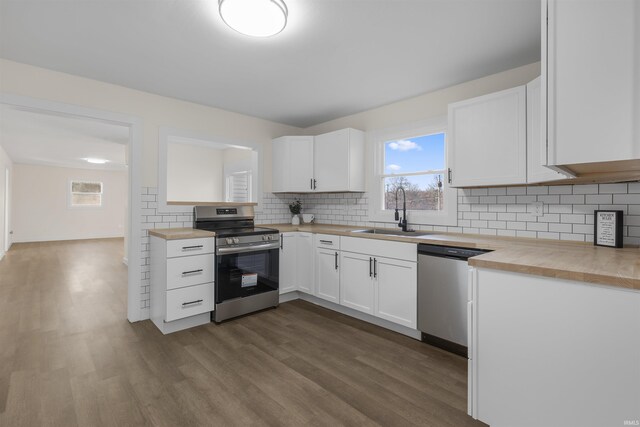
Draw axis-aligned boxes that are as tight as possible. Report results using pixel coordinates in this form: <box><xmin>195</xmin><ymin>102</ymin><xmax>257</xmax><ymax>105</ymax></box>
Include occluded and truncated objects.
<box><xmin>351</xmin><ymin>228</ymin><xmax>432</xmax><ymax>237</ymax></box>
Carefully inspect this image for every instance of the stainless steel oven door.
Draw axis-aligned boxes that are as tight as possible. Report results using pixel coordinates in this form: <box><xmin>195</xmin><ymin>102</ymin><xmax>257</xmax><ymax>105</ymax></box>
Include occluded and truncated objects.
<box><xmin>215</xmin><ymin>242</ymin><xmax>279</xmax><ymax>304</ymax></box>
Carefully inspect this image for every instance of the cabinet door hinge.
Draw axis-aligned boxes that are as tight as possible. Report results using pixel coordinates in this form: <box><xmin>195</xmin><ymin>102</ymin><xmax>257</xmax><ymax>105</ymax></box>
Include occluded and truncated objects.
<box><xmin>447</xmin><ymin>168</ymin><xmax>453</xmax><ymax>184</ymax></box>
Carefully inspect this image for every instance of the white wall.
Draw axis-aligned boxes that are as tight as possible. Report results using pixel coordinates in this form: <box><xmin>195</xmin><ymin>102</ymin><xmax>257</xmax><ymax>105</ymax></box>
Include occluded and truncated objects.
<box><xmin>304</xmin><ymin>62</ymin><xmax>541</xmax><ymax>135</ymax></box>
<box><xmin>0</xmin><ymin>59</ymin><xmax>302</xmax><ymax>191</ymax></box>
<box><xmin>167</xmin><ymin>143</ymin><xmax>224</xmax><ymax>202</ymax></box>
<box><xmin>0</xmin><ymin>144</ymin><xmax>13</xmax><ymax>259</ymax></box>
<box><xmin>12</xmin><ymin>164</ymin><xmax>127</xmax><ymax>242</ymax></box>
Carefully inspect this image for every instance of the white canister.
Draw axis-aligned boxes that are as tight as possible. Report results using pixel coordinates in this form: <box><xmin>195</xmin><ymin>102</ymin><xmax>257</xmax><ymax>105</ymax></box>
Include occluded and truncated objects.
<box><xmin>291</xmin><ymin>215</ymin><xmax>300</xmax><ymax>225</ymax></box>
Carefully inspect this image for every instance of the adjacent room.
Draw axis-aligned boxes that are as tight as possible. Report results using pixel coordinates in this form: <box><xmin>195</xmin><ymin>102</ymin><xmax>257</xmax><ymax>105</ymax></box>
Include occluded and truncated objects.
<box><xmin>0</xmin><ymin>0</ymin><xmax>639</xmax><ymax>426</ymax></box>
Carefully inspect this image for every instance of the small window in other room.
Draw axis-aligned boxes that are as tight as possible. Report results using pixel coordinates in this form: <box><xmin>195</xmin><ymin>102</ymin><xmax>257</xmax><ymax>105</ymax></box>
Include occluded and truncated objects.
<box><xmin>226</xmin><ymin>171</ymin><xmax>252</xmax><ymax>203</ymax></box>
<box><xmin>70</xmin><ymin>181</ymin><xmax>103</xmax><ymax>207</ymax></box>
<box><xmin>382</xmin><ymin>133</ymin><xmax>446</xmax><ymax>211</ymax></box>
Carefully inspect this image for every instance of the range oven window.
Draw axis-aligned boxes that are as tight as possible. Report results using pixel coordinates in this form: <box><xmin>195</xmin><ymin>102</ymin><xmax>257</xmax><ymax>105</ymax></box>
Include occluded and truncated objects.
<box><xmin>216</xmin><ymin>248</ymin><xmax>279</xmax><ymax>303</ymax></box>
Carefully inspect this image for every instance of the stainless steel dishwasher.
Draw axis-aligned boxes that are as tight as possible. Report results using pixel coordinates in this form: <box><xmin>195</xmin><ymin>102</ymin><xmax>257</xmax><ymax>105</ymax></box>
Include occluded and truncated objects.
<box><xmin>418</xmin><ymin>244</ymin><xmax>490</xmax><ymax>357</ymax></box>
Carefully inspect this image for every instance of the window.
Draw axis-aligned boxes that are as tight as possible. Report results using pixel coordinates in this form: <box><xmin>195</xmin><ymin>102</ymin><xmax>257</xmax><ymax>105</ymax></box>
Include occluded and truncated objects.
<box><xmin>70</xmin><ymin>181</ymin><xmax>102</xmax><ymax>207</ymax></box>
<box><xmin>225</xmin><ymin>171</ymin><xmax>252</xmax><ymax>202</ymax></box>
<box><xmin>383</xmin><ymin>133</ymin><xmax>446</xmax><ymax>211</ymax></box>
<box><xmin>370</xmin><ymin>118</ymin><xmax>457</xmax><ymax>226</ymax></box>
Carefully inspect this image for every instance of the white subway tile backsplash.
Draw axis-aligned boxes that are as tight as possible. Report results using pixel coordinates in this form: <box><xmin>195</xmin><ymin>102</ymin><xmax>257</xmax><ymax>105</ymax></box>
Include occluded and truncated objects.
<box><xmin>599</xmin><ymin>183</ymin><xmax>628</xmax><ymax>193</ymax></box>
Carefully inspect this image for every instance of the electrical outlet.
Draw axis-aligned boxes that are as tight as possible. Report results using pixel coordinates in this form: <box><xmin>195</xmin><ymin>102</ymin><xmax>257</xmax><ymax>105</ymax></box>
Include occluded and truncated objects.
<box><xmin>528</xmin><ymin>201</ymin><xmax>543</xmax><ymax>217</ymax></box>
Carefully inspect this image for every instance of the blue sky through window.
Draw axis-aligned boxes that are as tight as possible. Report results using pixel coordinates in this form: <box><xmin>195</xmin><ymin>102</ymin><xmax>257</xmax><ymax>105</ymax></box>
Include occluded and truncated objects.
<box><xmin>384</xmin><ymin>133</ymin><xmax>445</xmax><ymax>189</ymax></box>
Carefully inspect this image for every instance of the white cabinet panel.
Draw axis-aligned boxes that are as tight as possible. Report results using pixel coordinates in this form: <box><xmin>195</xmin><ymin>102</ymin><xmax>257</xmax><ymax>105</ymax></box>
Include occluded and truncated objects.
<box><xmin>165</xmin><ymin>282</ymin><xmax>214</xmax><ymax>322</ymax></box>
<box><xmin>314</xmin><ymin>128</ymin><xmax>365</xmax><ymax>192</ymax></box>
<box><xmin>473</xmin><ymin>268</ymin><xmax>640</xmax><ymax>426</ymax></box>
<box><xmin>339</xmin><ymin>251</ymin><xmax>374</xmax><ymax>314</ymax></box>
<box><xmin>296</xmin><ymin>232</ymin><xmax>314</xmax><ymax>294</ymax></box>
<box><xmin>315</xmin><ymin>233</ymin><xmax>340</xmax><ymax>250</ymax></box>
<box><xmin>526</xmin><ymin>77</ymin><xmax>567</xmax><ymax>184</ymax></box>
<box><xmin>271</xmin><ymin>136</ymin><xmax>314</xmax><ymax>193</ymax></box>
<box><xmin>341</xmin><ymin>236</ymin><xmax>416</xmax><ymax>262</ymax></box>
<box><xmin>544</xmin><ymin>0</ymin><xmax>640</xmax><ymax>167</ymax></box>
<box><xmin>166</xmin><ymin>254</ymin><xmax>214</xmax><ymax>290</ymax></box>
<box><xmin>374</xmin><ymin>257</ymin><xmax>417</xmax><ymax>329</ymax></box>
<box><xmin>448</xmin><ymin>86</ymin><xmax>527</xmax><ymax>187</ymax></box>
<box><xmin>315</xmin><ymin>247</ymin><xmax>340</xmax><ymax>303</ymax></box>
<box><xmin>166</xmin><ymin>237</ymin><xmax>214</xmax><ymax>258</ymax></box>
<box><xmin>279</xmin><ymin>232</ymin><xmax>297</xmax><ymax>294</ymax></box>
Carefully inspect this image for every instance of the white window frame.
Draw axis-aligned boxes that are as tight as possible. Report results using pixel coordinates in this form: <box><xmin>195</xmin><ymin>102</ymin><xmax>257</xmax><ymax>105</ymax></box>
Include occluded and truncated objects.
<box><xmin>368</xmin><ymin>116</ymin><xmax>457</xmax><ymax>226</ymax></box>
<box><xmin>68</xmin><ymin>180</ymin><xmax>103</xmax><ymax>208</ymax></box>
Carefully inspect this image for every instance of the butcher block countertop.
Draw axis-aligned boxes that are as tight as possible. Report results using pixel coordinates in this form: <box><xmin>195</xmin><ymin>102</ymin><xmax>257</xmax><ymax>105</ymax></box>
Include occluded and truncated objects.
<box><xmin>269</xmin><ymin>223</ymin><xmax>640</xmax><ymax>291</ymax></box>
<box><xmin>148</xmin><ymin>228</ymin><xmax>216</xmax><ymax>240</ymax></box>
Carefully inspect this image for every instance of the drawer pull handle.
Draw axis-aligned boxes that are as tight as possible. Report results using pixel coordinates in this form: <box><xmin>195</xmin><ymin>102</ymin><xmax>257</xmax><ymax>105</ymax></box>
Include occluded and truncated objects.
<box><xmin>182</xmin><ymin>299</ymin><xmax>203</xmax><ymax>306</ymax></box>
<box><xmin>319</xmin><ymin>240</ymin><xmax>333</xmax><ymax>244</ymax></box>
<box><xmin>182</xmin><ymin>269</ymin><xmax>203</xmax><ymax>276</ymax></box>
<box><xmin>182</xmin><ymin>245</ymin><xmax>204</xmax><ymax>250</ymax></box>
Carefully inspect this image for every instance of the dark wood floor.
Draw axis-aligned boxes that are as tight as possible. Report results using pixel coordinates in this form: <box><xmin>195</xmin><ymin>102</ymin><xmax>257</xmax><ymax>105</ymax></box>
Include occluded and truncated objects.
<box><xmin>0</xmin><ymin>238</ymin><xmax>486</xmax><ymax>426</ymax></box>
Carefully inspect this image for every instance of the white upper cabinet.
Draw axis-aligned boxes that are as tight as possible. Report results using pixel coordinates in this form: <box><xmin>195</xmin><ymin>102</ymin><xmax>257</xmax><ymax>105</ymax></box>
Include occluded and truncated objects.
<box><xmin>313</xmin><ymin>128</ymin><xmax>365</xmax><ymax>192</ymax></box>
<box><xmin>271</xmin><ymin>128</ymin><xmax>365</xmax><ymax>193</ymax></box>
<box><xmin>543</xmin><ymin>0</ymin><xmax>640</xmax><ymax>168</ymax></box>
<box><xmin>526</xmin><ymin>77</ymin><xmax>568</xmax><ymax>184</ymax></box>
<box><xmin>448</xmin><ymin>86</ymin><xmax>528</xmax><ymax>187</ymax></box>
<box><xmin>271</xmin><ymin>136</ymin><xmax>314</xmax><ymax>193</ymax></box>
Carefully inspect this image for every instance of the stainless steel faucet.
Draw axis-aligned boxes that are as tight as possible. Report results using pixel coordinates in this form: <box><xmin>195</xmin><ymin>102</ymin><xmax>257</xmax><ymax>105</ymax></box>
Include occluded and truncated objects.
<box><xmin>394</xmin><ymin>186</ymin><xmax>413</xmax><ymax>232</ymax></box>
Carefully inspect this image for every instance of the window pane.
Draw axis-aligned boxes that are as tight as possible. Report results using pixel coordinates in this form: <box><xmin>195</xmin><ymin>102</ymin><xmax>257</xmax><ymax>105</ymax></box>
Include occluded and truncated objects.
<box><xmin>72</xmin><ymin>193</ymin><xmax>102</xmax><ymax>206</ymax></box>
<box><xmin>72</xmin><ymin>181</ymin><xmax>102</xmax><ymax>193</ymax></box>
<box><xmin>383</xmin><ymin>174</ymin><xmax>444</xmax><ymax>211</ymax></box>
<box><xmin>384</xmin><ymin>133</ymin><xmax>445</xmax><ymax>174</ymax></box>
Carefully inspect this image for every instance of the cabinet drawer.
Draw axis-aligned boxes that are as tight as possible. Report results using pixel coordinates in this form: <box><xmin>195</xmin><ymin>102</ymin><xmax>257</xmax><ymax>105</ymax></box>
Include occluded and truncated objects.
<box><xmin>316</xmin><ymin>234</ymin><xmax>340</xmax><ymax>249</ymax></box>
<box><xmin>166</xmin><ymin>238</ymin><xmax>214</xmax><ymax>258</ymax></box>
<box><xmin>166</xmin><ymin>254</ymin><xmax>214</xmax><ymax>290</ymax></box>
<box><xmin>165</xmin><ymin>282</ymin><xmax>214</xmax><ymax>322</ymax></box>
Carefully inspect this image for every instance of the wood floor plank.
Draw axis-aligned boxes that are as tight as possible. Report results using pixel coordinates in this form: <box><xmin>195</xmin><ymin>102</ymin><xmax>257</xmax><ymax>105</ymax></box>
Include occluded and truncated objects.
<box><xmin>0</xmin><ymin>238</ymin><xmax>486</xmax><ymax>427</ymax></box>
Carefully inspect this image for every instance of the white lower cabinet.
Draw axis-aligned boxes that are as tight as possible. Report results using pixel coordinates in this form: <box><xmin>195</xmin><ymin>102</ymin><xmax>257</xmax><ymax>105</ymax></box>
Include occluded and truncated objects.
<box><xmin>339</xmin><ymin>252</ymin><xmax>375</xmax><ymax>314</ymax></box>
<box><xmin>315</xmin><ymin>247</ymin><xmax>340</xmax><ymax>303</ymax></box>
<box><xmin>279</xmin><ymin>232</ymin><xmax>297</xmax><ymax>294</ymax></box>
<box><xmin>469</xmin><ymin>267</ymin><xmax>640</xmax><ymax>427</ymax></box>
<box><xmin>280</xmin><ymin>234</ymin><xmax>418</xmax><ymax>331</ymax></box>
<box><xmin>374</xmin><ymin>257</ymin><xmax>417</xmax><ymax>329</ymax></box>
<box><xmin>296</xmin><ymin>233</ymin><xmax>314</xmax><ymax>294</ymax></box>
<box><xmin>150</xmin><ymin>235</ymin><xmax>215</xmax><ymax>334</ymax></box>
<box><xmin>279</xmin><ymin>232</ymin><xmax>314</xmax><ymax>295</ymax></box>
<box><xmin>339</xmin><ymin>237</ymin><xmax>417</xmax><ymax>329</ymax></box>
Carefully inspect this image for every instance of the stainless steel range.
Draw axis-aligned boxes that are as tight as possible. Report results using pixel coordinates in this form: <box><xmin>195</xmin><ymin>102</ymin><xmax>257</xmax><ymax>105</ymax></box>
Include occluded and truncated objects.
<box><xmin>193</xmin><ymin>206</ymin><xmax>279</xmax><ymax>322</ymax></box>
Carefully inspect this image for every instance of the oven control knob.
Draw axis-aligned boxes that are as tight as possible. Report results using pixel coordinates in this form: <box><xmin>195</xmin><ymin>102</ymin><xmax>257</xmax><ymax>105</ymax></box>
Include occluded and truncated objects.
<box><xmin>267</xmin><ymin>235</ymin><xmax>272</xmax><ymax>240</ymax></box>
<box><xmin>226</xmin><ymin>238</ymin><xmax>234</xmax><ymax>245</ymax></box>
<box><xmin>233</xmin><ymin>237</ymin><xmax>240</xmax><ymax>244</ymax></box>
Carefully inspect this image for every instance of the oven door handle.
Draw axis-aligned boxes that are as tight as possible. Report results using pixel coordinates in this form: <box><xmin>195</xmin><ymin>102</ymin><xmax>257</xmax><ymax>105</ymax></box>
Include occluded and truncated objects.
<box><xmin>217</xmin><ymin>242</ymin><xmax>280</xmax><ymax>255</ymax></box>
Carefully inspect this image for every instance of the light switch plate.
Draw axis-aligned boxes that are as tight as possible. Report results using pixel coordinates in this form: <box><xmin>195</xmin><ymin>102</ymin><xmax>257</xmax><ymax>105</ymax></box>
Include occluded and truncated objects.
<box><xmin>528</xmin><ymin>201</ymin><xmax>544</xmax><ymax>217</ymax></box>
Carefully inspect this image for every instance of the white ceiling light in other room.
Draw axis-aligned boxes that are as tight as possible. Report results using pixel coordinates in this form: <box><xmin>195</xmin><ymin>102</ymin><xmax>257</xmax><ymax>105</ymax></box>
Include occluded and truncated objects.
<box><xmin>84</xmin><ymin>158</ymin><xmax>109</xmax><ymax>164</ymax></box>
<box><xmin>219</xmin><ymin>0</ymin><xmax>288</xmax><ymax>37</ymax></box>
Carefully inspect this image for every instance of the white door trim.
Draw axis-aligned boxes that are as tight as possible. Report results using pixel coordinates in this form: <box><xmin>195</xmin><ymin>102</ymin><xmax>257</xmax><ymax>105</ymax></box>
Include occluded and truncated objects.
<box><xmin>0</xmin><ymin>92</ymin><xmax>144</xmax><ymax>322</ymax></box>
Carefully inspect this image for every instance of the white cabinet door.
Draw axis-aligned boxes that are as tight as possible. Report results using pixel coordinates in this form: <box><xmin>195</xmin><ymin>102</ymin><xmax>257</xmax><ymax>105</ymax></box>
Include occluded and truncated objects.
<box><xmin>271</xmin><ymin>136</ymin><xmax>314</xmax><ymax>193</ymax></box>
<box><xmin>473</xmin><ymin>268</ymin><xmax>640</xmax><ymax>426</ymax></box>
<box><xmin>448</xmin><ymin>86</ymin><xmax>527</xmax><ymax>187</ymax></box>
<box><xmin>279</xmin><ymin>232</ymin><xmax>297</xmax><ymax>294</ymax></box>
<box><xmin>271</xmin><ymin>136</ymin><xmax>289</xmax><ymax>193</ymax></box>
<box><xmin>374</xmin><ymin>256</ymin><xmax>417</xmax><ymax>329</ymax></box>
<box><xmin>544</xmin><ymin>0</ymin><xmax>640</xmax><ymax>167</ymax></box>
<box><xmin>315</xmin><ymin>247</ymin><xmax>340</xmax><ymax>303</ymax></box>
<box><xmin>296</xmin><ymin>232</ymin><xmax>314</xmax><ymax>294</ymax></box>
<box><xmin>339</xmin><ymin>251</ymin><xmax>374</xmax><ymax>314</ymax></box>
<box><xmin>314</xmin><ymin>128</ymin><xmax>365</xmax><ymax>192</ymax></box>
<box><xmin>288</xmin><ymin>137</ymin><xmax>315</xmax><ymax>192</ymax></box>
<box><xmin>526</xmin><ymin>77</ymin><xmax>568</xmax><ymax>184</ymax></box>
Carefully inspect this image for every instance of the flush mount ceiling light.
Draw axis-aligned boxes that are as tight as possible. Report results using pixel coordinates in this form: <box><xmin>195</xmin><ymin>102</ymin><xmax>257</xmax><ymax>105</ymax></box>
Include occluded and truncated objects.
<box><xmin>218</xmin><ymin>0</ymin><xmax>288</xmax><ymax>37</ymax></box>
<box><xmin>84</xmin><ymin>158</ymin><xmax>109</xmax><ymax>164</ymax></box>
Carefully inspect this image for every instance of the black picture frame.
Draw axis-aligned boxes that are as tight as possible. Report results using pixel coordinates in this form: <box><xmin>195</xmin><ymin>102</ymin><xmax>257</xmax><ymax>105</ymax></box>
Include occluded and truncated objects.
<box><xmin>594</xmin><ymin>210</ymin><xmax>623</xmax><ymax>248</ymax></box>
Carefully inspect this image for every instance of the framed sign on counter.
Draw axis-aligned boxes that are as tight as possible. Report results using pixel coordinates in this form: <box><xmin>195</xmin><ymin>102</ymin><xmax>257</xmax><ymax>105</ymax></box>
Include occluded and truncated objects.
<box><xmin>594</xmin><ymin>210</ymin><xmax>623</xmax><ymax>248</ymax></box>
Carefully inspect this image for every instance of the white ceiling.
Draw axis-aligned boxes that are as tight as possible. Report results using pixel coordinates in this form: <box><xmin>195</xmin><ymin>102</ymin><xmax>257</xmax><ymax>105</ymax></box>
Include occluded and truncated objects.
<box><xmin>0</xmin><ymin>106</ymin><xmax>128</xmax><ymax>171</ymax></box>
<box><xmin>0</xmin><ymin>0</ymin><xmax>541</xmax><ymax>128</ymax></box>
